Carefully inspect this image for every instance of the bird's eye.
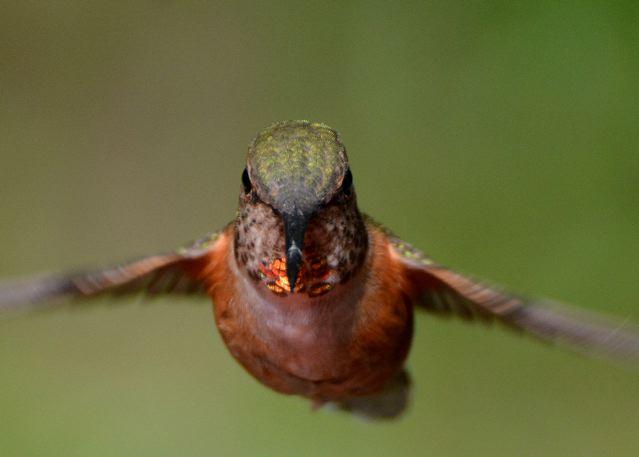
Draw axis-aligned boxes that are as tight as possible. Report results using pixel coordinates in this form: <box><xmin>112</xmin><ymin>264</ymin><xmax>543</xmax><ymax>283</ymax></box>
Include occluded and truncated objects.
<box><xmin>242</xmin><ymin>168</ymin><xmax>252</xmax><ymax>193</ymax></box>
<box><xmin>341</xmin><ymin>169</ymin><xmax>353</xmax><ymax>196</ymax></box>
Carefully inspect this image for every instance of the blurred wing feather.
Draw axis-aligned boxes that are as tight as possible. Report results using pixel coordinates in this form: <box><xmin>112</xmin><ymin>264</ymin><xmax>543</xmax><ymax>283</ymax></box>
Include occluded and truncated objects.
<box><xmin>385</xmin><ymin>231</ymin><xmax>639</xmax><ymax>363</ymax></box>
<box><xmin>0</xmin><ymin>230</ymin><xmax>222</xmax><ymax>315</ymax></box>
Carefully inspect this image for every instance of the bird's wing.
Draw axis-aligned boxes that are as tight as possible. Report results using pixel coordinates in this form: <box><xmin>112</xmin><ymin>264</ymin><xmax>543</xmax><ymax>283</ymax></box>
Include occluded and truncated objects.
<box><xmin>381</xmin><ymin>227</ymin><xmax>639</xmax><ymax>363</ymax></box>
<box><xmin>0</xmin><ymin>229</ymin><xmax>226</xmax><ymax>315</ymax></box>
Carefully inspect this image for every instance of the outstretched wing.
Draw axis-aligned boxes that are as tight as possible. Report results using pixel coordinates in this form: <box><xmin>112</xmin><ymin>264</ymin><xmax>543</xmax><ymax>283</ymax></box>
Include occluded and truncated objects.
<box><xmin>386</xmin><ymin>232</ymin><xmax>639</xmax><ymax>363</ymax></box>
<box><xmin>0</xmin><ymin>230</ymin><xmax>225</xmax><ymax>315</ymax></box>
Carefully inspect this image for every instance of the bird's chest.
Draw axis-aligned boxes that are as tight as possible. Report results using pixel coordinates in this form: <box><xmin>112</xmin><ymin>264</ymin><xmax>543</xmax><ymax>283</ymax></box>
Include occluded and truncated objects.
<box><xmin>215</xmin><ymin>286</ymin><xmax>357</xmax><ymax>386</ymax></box>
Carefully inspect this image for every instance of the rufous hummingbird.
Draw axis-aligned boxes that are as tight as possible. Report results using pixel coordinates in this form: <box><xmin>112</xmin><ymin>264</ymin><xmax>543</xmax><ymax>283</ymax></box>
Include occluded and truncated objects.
<box><xmin>2</xmin><ymin>120</ymin><xmax>639</xmax><ymax>419</ymax></box>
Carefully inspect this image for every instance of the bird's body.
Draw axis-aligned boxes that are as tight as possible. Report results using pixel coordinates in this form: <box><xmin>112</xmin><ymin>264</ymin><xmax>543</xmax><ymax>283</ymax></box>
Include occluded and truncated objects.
<box><xmin>207</xmin><ymin>222</ymin><xmax>412</xmax><ymax>406</ymax></box>
<box><xmin>2</xmin><ymin>120</ymin><xmax>639</xmax><ymax>419</ymax></box>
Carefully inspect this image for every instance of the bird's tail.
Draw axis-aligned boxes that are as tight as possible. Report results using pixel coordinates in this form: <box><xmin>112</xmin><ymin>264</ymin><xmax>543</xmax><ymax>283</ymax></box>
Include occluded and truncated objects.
<box><xmin>322</xmin><ymin>370</ymin><xmax>412</xmax><ymax>421</ymax></box>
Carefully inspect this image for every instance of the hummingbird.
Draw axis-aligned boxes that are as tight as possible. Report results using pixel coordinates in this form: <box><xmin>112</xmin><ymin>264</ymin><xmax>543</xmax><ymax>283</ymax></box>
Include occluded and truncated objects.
<box><xmin>2</xmin><ymin>120</ymin><xmax>639</xmax><ymax>419</ymax></box>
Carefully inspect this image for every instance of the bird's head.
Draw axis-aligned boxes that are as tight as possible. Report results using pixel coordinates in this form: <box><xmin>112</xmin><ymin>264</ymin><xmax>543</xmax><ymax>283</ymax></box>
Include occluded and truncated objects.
<box><xmin>234</xmin><ymin>121</ymin><xmax>366</xmax><ymax>297</ymax></box>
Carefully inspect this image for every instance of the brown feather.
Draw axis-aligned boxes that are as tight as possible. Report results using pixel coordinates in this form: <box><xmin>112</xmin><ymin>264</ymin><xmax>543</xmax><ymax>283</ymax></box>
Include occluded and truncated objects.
<box><xmin>206</xmin><ymin>224</ymin><xmax>413</xmax><ymax>403</ymax></box>
<box><xmin>386</xmin><ymin>232</ymin><xmax>639</xmax><ymax>363</ymax></box>
<box><xmin>0</xmin><ymin>231</ymin><xmax>221</xmax><ymax>315</ymax></box>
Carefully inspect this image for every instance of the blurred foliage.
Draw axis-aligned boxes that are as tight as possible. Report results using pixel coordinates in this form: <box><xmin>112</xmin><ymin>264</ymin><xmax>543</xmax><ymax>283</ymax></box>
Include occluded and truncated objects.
<box><xmin>1</xmin><ymin>1</ymin><xmax>639</xmax><ymax>456</ymax></box>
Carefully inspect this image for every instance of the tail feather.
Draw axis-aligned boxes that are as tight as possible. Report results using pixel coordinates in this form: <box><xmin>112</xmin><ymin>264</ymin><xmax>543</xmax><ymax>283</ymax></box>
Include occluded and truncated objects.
<box><xmin>322</xmin><ymin>370</ymin><xmax>412</xmax><ymax>421</ymax></box>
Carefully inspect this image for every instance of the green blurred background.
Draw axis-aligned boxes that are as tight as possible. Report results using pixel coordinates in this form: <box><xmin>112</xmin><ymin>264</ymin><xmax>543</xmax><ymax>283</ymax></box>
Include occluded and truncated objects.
<box><xmin>1</xmin><ymin>1</ymin><xmax>639</xmax><ymax>456</ymax></box>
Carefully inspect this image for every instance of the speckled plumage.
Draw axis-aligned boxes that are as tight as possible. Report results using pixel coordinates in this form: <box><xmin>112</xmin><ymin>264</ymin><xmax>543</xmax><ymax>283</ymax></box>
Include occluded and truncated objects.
<box><xmin>234</xmin><ymin>198</ymin><xmax>367</xmax><ymax>296</ymax></box>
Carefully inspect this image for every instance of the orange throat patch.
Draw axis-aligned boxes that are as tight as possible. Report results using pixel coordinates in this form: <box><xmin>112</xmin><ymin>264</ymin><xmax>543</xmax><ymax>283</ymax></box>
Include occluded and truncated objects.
<box><xmin>258</xmin><ymin>254</ymin><xmax>335</xmax><ymax>297</ymax></box>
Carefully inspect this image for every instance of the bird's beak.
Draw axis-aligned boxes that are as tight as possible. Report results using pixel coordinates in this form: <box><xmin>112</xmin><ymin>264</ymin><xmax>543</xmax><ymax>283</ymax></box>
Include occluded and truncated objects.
<box><xmin>282</xmin><ymin>212</ymin><xmax>309</xmax><ymax>293</ymax></box>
